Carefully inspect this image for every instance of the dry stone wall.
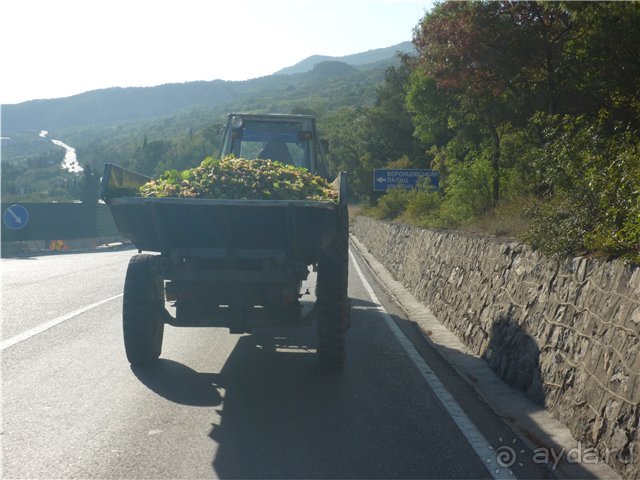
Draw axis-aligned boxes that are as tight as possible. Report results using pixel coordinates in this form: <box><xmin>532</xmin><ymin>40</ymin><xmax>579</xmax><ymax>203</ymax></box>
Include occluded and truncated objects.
<box><xmin>353</xmin><ymin>216</ymin><xmax>640</xmax><ymax>478</ymax></box>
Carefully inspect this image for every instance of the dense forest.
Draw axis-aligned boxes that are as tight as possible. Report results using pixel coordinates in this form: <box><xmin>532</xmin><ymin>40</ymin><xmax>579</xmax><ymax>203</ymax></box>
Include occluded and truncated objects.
<box><xmin>2</xmin><ymin>2</ymin><xmax>639</xmax><ymax>263</ymax></box>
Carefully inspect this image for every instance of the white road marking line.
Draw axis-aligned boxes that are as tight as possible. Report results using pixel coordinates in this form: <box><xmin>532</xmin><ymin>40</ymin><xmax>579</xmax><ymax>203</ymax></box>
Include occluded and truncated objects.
<box><xmin>349</xmin><ymin>249</ymin><xmax>512</xmax><ymax>480</ymax></box>
<box><xmin>0</xmin><ymin>294</ymin><xmax>123</xmax><ymax>351</ymax></box>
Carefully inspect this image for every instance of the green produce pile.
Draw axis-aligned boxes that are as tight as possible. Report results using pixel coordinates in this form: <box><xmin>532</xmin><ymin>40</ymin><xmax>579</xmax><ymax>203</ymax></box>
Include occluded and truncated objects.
<box><xmin>140</xmin><ymin>156</ymin><xmax>338</xmax><ymax>202</ymax></box>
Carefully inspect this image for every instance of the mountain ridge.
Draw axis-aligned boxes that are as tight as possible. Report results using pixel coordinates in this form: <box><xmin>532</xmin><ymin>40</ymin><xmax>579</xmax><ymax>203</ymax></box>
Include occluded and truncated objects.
<box><xmin>1</xmin><ymin>41</ymin><xmax>414</xmax><ymax>134</ymax></box>
<box><xmin>274</xmin><ymin>41</ymin><xmax>414</xmax><ymax>75</ymax></box>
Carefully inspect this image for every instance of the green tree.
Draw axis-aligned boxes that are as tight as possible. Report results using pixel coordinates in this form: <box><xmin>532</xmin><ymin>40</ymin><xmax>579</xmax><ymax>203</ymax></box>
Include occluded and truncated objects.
<box><xmin>409</xmin><ymin>1</ymin><xmax>587</xmax><ymax>205</ymax></box>
<box><xmin>411</xmin><ymin>2</ymin><xmax>517</xmax><ymax>204</ymax></box>
<box><xmin>365</xmin><ymin>61</ymin><xmax>428</xmax><ymax>167</ymax></box>
<box><xmin>563</xmin><ymin>2</ymin><xmax>640</xmax><ymax>128</ymax></box>
<box><xmin>132</xmin><ymin>139</ymin><xmax>173</xmax><ymax>176</ymax></box>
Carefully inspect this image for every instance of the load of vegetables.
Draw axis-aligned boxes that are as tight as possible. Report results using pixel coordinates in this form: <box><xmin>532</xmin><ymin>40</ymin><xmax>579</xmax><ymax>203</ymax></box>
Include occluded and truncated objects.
<box><xmin>139</xmin><ymin>156</ymin><xmax>338</xmax><ymax>202</ymax></box>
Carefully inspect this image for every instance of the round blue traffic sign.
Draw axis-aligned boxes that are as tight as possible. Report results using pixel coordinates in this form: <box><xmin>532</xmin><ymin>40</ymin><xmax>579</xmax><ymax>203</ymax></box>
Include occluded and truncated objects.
<box><xmin>3</xmin><ymin>204</ymin><xmax>29</xmax><ymax>230</ymax></box>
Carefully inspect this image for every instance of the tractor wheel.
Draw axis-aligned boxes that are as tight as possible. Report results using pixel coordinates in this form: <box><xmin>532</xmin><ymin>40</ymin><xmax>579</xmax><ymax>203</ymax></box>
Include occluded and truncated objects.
<box><xmin>123</xmin><ymin>254</ymin><xmax>165</xmax><ymax>365</ymax></box>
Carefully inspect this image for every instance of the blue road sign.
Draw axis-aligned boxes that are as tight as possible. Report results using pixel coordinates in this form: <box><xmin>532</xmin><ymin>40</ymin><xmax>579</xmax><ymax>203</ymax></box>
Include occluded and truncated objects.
<box><xmin>373</xmin><ymin>169</ymin><xmax>439</xmax><ymax>192</ymax></box>
<box><xmin>3</xmin><ymin>204</ymin><xmax>29</xmax><ymax>230</ymax></box>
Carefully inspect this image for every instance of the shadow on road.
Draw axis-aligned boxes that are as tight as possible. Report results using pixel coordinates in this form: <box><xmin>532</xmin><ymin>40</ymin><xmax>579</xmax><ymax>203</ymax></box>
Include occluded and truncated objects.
<box><xmin>203</xmin><ymin>300</ymin><xmax>501</xmax><ymax>479</ymax></box>
<box><xmin>131</xmin><ymin>359</ymin><xmax>223</xmax><ymax>407</ymax></box>
<box><xmin>207</xmin><ymin>329</ymin><xmax>386</xmax><ymax>479</ymax></box>
<box><xmin>130</xmin><ymin>295</ymin><xmax>486</xmax><ymax>479</ymax></box>
<box><xmin>128</xmin><ymin>294</ymin><xmax>593</xmax><ymax>479</ymax></box>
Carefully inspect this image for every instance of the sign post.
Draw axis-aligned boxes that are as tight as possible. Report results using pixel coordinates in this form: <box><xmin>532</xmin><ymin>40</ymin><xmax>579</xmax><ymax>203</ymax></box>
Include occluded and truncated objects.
<box><xmin>373</xmin><ymin>169</ymin><xmax>439</xmax><ymax>192</ymax></box>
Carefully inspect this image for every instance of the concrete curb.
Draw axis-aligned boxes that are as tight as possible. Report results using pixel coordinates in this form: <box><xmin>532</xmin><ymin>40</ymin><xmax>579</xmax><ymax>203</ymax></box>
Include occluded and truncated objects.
<box><xmin>350</xmin><ymin>233</ymin><xmax>620</xmax><ymax>480</ymax></box>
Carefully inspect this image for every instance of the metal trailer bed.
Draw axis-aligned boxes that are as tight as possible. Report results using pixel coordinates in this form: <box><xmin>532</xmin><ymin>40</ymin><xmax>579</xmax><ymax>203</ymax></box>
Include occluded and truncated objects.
<box><xmin>100</xmin><ymin>163</ymin><xmax>350</xmax><ymax>368</ymax></box>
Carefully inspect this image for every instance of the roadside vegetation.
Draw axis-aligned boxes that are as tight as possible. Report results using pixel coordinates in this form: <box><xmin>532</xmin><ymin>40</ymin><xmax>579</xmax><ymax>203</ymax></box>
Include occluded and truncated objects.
<box><xmin>343</xmin><ymin>2</ymin><xmax>640</xmax><ymax>264</ymax></box>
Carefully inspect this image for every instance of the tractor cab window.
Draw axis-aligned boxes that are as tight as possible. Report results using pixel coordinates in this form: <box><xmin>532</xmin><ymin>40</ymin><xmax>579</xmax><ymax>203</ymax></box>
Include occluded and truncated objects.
<box><xmin>226</xmin><ymin>120</ymin><xmax>311</xmax><ymax>169</ymax></box>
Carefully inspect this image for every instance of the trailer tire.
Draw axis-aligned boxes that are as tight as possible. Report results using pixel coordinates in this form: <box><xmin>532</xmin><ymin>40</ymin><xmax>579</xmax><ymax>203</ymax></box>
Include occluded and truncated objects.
<box><xmin>316</xmin><ymin>208</ymin><xmax>349</xmax><ymax>369</ymax></box>
<box><xmin>123</xmin><ymin>254</ymin><xmax>165</xmax><ymax>366</ymax></box>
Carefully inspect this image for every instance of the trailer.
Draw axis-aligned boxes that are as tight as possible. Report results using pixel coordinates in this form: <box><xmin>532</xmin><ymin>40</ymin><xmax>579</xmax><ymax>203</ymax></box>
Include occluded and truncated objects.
<box><xmin>101</xmin><ymin>113</ymin><xmax>349</xmax><ymax>368</ymax></box>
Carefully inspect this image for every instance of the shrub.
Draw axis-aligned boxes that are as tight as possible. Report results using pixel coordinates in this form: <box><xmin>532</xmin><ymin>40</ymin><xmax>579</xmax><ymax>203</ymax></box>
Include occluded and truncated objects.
<box><xmin>440</xmin><ymin>152</ymin><xmax>493</xmax><ymax>223</ymax></box>
<box><xmin>370</xmin><ymin>188</ymin><xmax>410</xmax><ymax>219</ymax></box>
<box><xmin>467</xmin><ymin>195</ymin><xmax>533</xmax><ymax>237</ymax></box>
<box><xmin>526</xmin><ymin>114</ymin><xmax>640</xmax><ymax>262</ymax></box>
<box><xmin>404</xmin><ymin>183</ymin><xmax>441</xmax><ymax>224</ymax></box>
<box><xmin>523</xmin><ymin>193</ymin><xmax>596</xmax><ymax>256</ymax></box>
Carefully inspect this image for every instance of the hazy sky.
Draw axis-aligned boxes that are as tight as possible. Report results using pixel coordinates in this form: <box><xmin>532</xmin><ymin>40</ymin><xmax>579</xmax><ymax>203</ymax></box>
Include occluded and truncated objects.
<box><xmin>1</xmin><ymin>0</ymin><xmax>433</xmax><ymax>105</ymax></box>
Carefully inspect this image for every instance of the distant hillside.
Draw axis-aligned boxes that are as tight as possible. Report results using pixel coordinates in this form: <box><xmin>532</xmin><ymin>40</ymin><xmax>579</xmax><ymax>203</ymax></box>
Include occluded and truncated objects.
<box><xmin>310</xmin><ymin>61</ymin><xmax>358</xmax><ymax>78</ymax></box>
<box><xmin>275</xmin><ymin>41</ymin><xmax>414</xmax><ymax>75</ymax></box>
<box><xmin>1</xmin><ymin>42</ymin><xmax>414</xmax><ymax>135</ymax></box>
<box><xmin>1</xmin><ymin>80</ymin><xmax>246</xmax><ymax>134</ymax></box>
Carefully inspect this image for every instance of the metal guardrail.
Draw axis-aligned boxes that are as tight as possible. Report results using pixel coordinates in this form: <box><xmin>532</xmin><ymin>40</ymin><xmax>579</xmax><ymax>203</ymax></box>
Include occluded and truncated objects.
<box><xmin>1</xmin><ymin>203</ymin><xmax>119</xmax><ymax>242</ymax></box>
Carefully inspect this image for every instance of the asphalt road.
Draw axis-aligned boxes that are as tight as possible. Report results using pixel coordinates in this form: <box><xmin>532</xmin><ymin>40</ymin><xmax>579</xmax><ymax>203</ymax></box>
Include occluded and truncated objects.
<box><xmin>1</xmin><ymin>246</ymin><xmax>553</xmax><ymax>479</ymax></box>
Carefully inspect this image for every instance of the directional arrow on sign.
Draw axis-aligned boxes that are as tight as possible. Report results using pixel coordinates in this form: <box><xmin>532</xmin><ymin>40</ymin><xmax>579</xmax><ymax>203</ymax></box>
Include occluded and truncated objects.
<box><xmin>7</xmin><ymin>208</ymin><xmax>23</xmax><ymax>224</ymax></box>
<box><xmin>376</xmin><ymin>177</ymin><xmax>386</xmax><ymax>183</ymax></box>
